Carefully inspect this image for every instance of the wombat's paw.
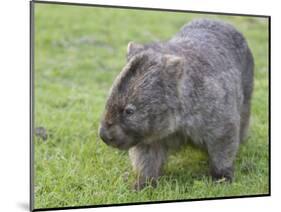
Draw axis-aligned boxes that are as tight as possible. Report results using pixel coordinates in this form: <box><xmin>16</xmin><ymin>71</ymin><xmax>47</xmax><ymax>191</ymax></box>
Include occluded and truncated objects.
<box><xmin>132</xmin><ymin>180</ymin><xmax>146</xmax><ymax>191</ymax></box>
<box><xmin>132</xmin><ymin>178</ymin><xmax>158</xmax><ymax>191</ymax></box>
<box><xmin>211</xmin><ymin>167</ymin><xmax>234</xmax><ymax>183</ymax></box>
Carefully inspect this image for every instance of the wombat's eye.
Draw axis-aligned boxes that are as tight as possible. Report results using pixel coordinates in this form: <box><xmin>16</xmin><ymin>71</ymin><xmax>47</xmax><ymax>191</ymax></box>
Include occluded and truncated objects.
<box><xmin>124</xmin><ymin>104</ymin><xmax>135</xmax><ymax>116</ymax></box>
<box><xmin>125</xmin><ymin>108</ymin><xmax>134</xmax><ymax>115</ymax></box>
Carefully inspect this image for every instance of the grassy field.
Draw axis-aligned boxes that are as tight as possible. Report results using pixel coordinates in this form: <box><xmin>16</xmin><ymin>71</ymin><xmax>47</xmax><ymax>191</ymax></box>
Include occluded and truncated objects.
<box><xmin>33</xmin><ymin>3</ymin><xmax>269</xmax><ymax>209</ymax></box>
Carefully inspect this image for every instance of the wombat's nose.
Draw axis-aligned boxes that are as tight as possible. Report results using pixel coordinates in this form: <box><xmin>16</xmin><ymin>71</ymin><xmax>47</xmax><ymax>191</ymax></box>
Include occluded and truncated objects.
<box><xmin>99</xmin><ymin>125</ymin><xmax>113</xmax><ymax>144</ymax></box>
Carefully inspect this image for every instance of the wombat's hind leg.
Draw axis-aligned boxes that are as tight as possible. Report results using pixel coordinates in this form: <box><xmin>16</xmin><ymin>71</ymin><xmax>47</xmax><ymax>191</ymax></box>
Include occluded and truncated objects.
<box><xmin>129</xmin><ymin>143</ymin><xmax>167</xmax><ymax>191</ymax></box>
<box><xmin>207</xmin><ymin>124</ymin><xmax>240</xmax><ymax>182</ymax></box>
<box><xmin>240</xmin><ymin>49</ymin><xmax>254</xmax><ymax>143</ymax></box>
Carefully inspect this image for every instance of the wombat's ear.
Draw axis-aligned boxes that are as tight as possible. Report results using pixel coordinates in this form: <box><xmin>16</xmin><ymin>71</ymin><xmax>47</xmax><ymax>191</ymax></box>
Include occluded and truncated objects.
<box><xmin>127</xmin><ymin>42</ymin><xmax>144</xmax><ymax>59</ymax></box>
<box><xmin>163</xmin><ymin>54</ymin><xmax>184</xmax><ymax>75</ymax></box>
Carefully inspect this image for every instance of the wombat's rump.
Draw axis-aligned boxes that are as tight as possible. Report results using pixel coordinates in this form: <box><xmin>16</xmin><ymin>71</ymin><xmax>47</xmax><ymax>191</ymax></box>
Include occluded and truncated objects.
<box><xmin>99</xmin><ymin>19</ymin><xmax>254</xmax><ymax>190</ymax></box>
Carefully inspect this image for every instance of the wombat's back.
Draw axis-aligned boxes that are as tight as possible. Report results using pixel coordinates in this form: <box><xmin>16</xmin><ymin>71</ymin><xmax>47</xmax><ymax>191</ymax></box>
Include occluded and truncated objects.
<box><xmin>171</xmin><ymin>19</ymin><xmax>252</xmax><ymax>70</ymax></box>
<box><xmin>171</xmin><ymin>19</ymin><xmax>254</xmax><ymax>142</ymax></box>
<box><xmin>184</xmin><ymin>19</ymin><xmax>253</xmax><ymax>103</ymax></box>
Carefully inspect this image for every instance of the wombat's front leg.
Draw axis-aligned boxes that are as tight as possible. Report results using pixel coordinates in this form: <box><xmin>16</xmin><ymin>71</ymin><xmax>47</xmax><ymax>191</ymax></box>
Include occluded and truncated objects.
<box><xmin>207</xmin><ymin>123</ymin><xmax>240</xmax><ymax>182</ymax></box>
<box><xmin>129</xmin><ymin>143</ymin><xmax>167</xmax><ymax>190</ymax></box>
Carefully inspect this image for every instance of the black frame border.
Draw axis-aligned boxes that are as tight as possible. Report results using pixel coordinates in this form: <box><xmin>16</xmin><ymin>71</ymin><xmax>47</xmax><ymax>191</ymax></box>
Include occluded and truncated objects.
<box><xmin>30</xmin><ymin>0</ymin><xmax>271</xmax><ymax>211</ymax></box>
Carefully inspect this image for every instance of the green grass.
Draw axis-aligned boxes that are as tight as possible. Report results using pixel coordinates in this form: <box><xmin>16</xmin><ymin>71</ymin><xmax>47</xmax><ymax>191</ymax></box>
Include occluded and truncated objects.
<box><xmin>34</xmin><ymin>3</ymin><xmax>269</xmax><ymax>209</ymax></box>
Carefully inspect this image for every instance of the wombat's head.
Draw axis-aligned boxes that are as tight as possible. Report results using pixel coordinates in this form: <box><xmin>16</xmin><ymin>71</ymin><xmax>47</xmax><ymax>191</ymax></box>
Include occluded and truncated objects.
<box><xmin>99</xmin><ymin>42</ymin><xmax>183</xmax><ymax>150</ymax></box>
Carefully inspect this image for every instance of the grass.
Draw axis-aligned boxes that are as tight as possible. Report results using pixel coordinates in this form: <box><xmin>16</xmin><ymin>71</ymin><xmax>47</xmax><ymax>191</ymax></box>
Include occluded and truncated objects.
<box><xmin>33</xmin><ymin>3</ymin><xmax>269</xmax><ymax>209</ymax></box>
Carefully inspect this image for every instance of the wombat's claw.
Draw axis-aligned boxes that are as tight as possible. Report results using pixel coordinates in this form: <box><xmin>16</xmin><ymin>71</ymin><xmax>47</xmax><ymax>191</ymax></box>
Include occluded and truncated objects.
<box><xmin>212</xmin><ymin>174</ymin><xmax>233</xmax><ymax>183</ymax></box>
<box><xmin>215</xmin><ymin>177</ymin><xmax>226</xmax><ymax>183</ymax></box>
<box><xmin>211</xmin><ymin>166</ymin><xmax>233</xmax><ymax>183</ymax></box>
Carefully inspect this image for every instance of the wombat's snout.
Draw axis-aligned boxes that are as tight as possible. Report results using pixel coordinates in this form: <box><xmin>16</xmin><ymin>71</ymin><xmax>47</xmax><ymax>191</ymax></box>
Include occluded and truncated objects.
<box><xmin>99</xmin><ymin>122</ymin><xmax>135</xmax><ymax>150</ymax></box>
<box><xmin>99</xmin><ymin>124</ymin><xmax>113</xmax><ymax>145</ymax></box>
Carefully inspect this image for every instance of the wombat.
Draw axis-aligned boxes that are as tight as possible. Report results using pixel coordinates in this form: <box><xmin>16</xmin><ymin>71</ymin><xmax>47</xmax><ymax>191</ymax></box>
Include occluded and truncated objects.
<box><xmin>99</xmin><ymin>19</ymin><xmax>254</xmax><ymax>190</ymax></box>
